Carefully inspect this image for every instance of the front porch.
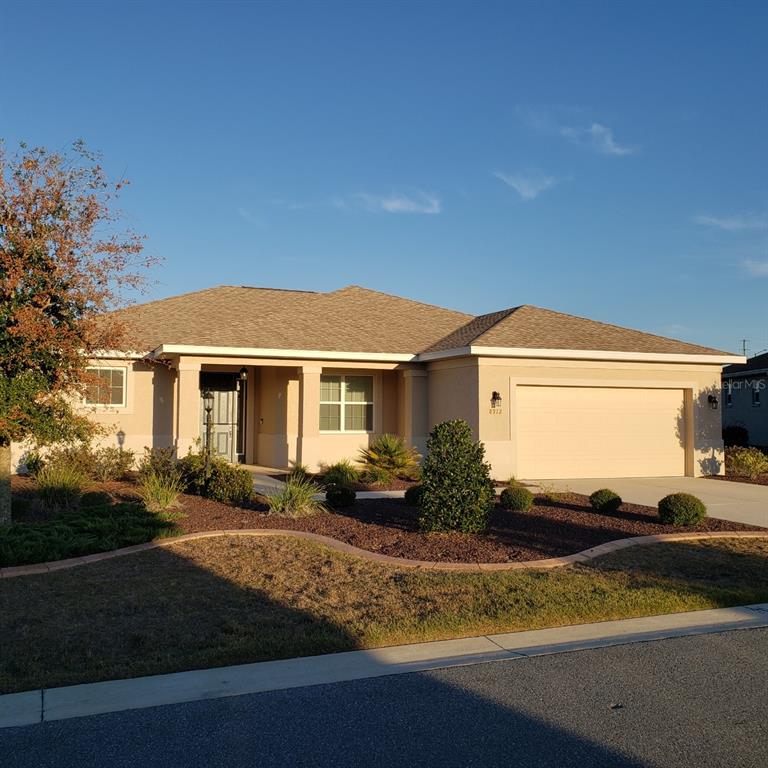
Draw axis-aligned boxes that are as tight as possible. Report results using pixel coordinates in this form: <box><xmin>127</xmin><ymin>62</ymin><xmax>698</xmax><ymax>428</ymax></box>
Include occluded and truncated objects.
<box><xmin>170</xmin><ymin>357</ymin><xmax>429</xmax><ymax>471</ymax></box>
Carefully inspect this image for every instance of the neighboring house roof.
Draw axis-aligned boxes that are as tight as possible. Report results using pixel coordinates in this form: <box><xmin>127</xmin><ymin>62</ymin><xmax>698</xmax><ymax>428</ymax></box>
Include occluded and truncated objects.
<box><xmin>723</xmin><ymin>351</ymin><xmax>768</xmax><ymax>377</ymax></box>
<box><xmin>425</xmin><ymin>305</ymin><xmax>729</xmax><ymax>357</ymax></box>
<box><xmin>108</xmin><ymin>285</ymin><xmax>734</xmax><ymax>360</ymax></box>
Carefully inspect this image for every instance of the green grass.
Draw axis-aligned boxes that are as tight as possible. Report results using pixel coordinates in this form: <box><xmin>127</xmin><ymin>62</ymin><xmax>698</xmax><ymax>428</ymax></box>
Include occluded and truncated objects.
<box><xmin>0</xmin><ymin>504</ymin><xmax>178</xmax><ymax>567</ymax></box>
<box><xmin>0</xmin><ymin>535</ymin><xmax>766</xmax><ymax>693</ymax></box>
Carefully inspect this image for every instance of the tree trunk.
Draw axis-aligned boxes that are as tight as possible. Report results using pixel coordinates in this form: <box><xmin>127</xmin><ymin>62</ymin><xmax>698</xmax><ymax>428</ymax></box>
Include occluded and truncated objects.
<box><xmin>0</xmin><ymin>441</ymin><xmax>11</xmax><ymax>525</ymax></box>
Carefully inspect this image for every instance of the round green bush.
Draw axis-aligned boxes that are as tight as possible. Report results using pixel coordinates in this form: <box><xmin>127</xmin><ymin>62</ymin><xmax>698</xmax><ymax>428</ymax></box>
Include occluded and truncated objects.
<box><xmin>325</xmin><ymin>485</ymin><xmax>356</xmax><ymax>508</ymax></box>
<box><xmin>499</xmin><ymin>485</ymin><xmax>533</xmax><ymax>511</ymax></box>
<box><xmin>589</xmin><ymin>488</ymin><xmax>622</xmax><ymax>513</ymax></box>
<box><xmin>658</xmin><ymin>493</ymin><xmax>707</xmax><ymax>526</ymax></box>
<box><xmin>404</xmin><ymin>484</ymin><xmax>424</xmax><ymax>507</ymax></box>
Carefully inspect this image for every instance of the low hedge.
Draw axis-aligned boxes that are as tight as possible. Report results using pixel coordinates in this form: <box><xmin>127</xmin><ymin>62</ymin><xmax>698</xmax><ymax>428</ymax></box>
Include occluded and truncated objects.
<box><xmin>658</xmin><ymin>493</ymin><xmax>707</xmax><ymax>527</ymax></box>
<box><xmin>0</xmin><ymin>504</ymin><xmax>177</xmax><ymax>567</ymax></box>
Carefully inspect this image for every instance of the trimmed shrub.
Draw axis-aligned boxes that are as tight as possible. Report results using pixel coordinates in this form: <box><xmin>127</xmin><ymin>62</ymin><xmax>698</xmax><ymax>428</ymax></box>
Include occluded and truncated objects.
<box><xmin>322</xmin><ymin>459</ymin><xmax>360</xmax><ymax>488</ymax></box>
<box><xmin>138</xmin><ymin>447</ymin><xmax>179</xmax><ymax>481</ymax></box>
<box><xmin>266</xmin><ymin>475</ymin><xmax>325</xmax><ymax>518</ymax></box>
<box><xmin>418</xmin><ymin>420</ymin><xmax>495</xmax><ymax>533</ymax></box>
<box><xmin>21</xmin><ymin>451</ymin><xmax>44</xmax><ymax>477</ymax></box>
<box><xmin>325</xmin><ymin>485</ymin><xmax>357</xmax><ymax>508</ymax></box>
<box><xmin>178</xmin><ymin>452</ymin><xmax>253</xmax><ymax>504</ymax></box>
<box><xmin>359</xmin><ymin>434</ymin><xmax>421</xmax><ymax>481</ymax></box>
<box><xmin>138</xmin><ymin>470</ymin><xmax>184</xmax><ymax>512</ymax></box>
<box><xmin>723</xmin><ymin>424</ymin><xmax>749</xmax><ymax>448</ymax></box>
<box><xmin>658</xmin><ymin>493</ymin><xmax>707</xmax><ymax>527</ymax></box>
<box><xmin>726</xmin><ymin>446</ymin><xmax>768</xmax><ymax>479</ymax></box>
<box><xmin>91</xmin><ymin>447</ymin><xmax>135</xmax><ymax>482</ymax></box>
<box><xmin>206</xmin><ymin>462</ymin><xmax>254</xmax><ymax>505</ymax></box>
<box><xmin>35</xmin><ymin>463</ymin><xmax>87</xmax><ymax>511</ymax></box>
<box><xmin>500</xmin><ymin>485</ymin><xmax>533</xmax><ymax>512</ymax></box>
<box><xmin>589</xmin><ymin>489</ymin><xmax>623</xmax><ymax>514</ymax></box>
<box><xmin>44</xmin><ymin>443</ymin><xmax>94</xmax><ymax>479</ymax></box>
<box><xmin>80</xmin><ymin>490</ymin><xmax>113</xmax><ymax>508</ymax></box>
<box><xmin>404</xmin><ymin>484</ymin><xmax>424</xmax><ymax>507</ymax></box>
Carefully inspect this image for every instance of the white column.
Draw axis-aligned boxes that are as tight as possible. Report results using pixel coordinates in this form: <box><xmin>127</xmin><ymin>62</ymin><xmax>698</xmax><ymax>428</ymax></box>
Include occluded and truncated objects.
<box><xmin>297</xmin><ymin>365</ymin><xmax>322</xmax><ymax>469</ymax></box>
<box><xmin>401</xmin><ymin>369</ymin><xmax>429</xmax><ymax>457</ymax></box>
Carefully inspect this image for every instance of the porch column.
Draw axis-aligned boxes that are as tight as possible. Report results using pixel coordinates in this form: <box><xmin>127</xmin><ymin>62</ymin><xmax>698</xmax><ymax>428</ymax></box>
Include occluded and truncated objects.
<box><xmin>401</xmin><ymin>369</ymin><xmax>428</xmax><ymax>457</ymax></box>
<box><xmin>175</xmin><ymin>360</ymin><xmax>201</xmax><ymax>457</ymax></box>
<box><xmin>297</xmin><ymin>365</ymin><xmax>322</xmax><ymax>469</ymax></box>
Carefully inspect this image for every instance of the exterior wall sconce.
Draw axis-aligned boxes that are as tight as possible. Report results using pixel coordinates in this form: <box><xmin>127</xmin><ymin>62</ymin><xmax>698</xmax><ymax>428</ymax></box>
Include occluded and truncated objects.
<box><xmin>491</xmin><ymin>391</ymin><xmax>503</xmax><ymax>408</ymax></box>
<box><xmin>708</xmin><ymin>394</ymin><xmax>719</xmax><ymax>410</ymax></box>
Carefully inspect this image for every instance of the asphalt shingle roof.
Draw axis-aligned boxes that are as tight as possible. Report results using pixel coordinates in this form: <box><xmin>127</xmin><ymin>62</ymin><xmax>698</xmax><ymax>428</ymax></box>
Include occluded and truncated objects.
<box><xmin>426</xmin><ymin>305</ymin><xmax>728</xmax><ymax>356</ymax></box>
<box><xmin>109</xmin><ymin>286</ymin><xmax>730</xmax><ymax>358</ymax></box>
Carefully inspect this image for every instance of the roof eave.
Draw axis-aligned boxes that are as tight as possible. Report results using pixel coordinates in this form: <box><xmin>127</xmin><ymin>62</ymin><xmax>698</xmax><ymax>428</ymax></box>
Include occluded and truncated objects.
<box><xmin>418</xmin><ymin>345</ymin><xmax>745</xmax><ymax>365</ymax></box>
<box><xmin>151</xmin><ymin>344</ymin><xmax>416</xmax><ymax>363</ymax></box>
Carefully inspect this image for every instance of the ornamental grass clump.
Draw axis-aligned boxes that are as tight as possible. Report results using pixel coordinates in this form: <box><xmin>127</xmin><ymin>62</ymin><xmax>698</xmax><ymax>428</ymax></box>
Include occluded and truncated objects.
<box><xmin>418</xmin><ymin>420</ymin><xmax>495</xmax><ymax>533</ymax></box>
<box><xmin>267</xmin><ymin>475</ymin><xmax>325</xmax><ymax>518</ymax></box>
<box><xmin>322</xmin><ymin>459</ymin><xmax>360</xmax><ymax>488</ymax></box>
<box><xmin>35</xmin><ymin>462</ymin><xmax>87</xmax><ymax>512</ymax></box>
<box><xmin>138</xmin><ymin>470</ymin><xmax>185</xmax><ymax>513</ymax></box>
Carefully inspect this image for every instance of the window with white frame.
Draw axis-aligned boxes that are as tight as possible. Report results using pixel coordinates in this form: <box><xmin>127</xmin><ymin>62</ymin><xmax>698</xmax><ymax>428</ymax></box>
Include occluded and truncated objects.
<box><xmin>319</xmin><ymin>375</ymin><xmax>373</xmax><ymax>432</ymax></box>
<box><xmin>85</xmin><ymin>367</ymin><xmax>126</xmax><ymax>407</ymax></box>
<box><xmin>726</xmin><ymin>381</ymin><xmax>733</xmax><ymax>407</ymax></box>
<box><xmin>753</xmin><ymin>383</ymin><xmax>762</xmax><ymax>407</ymax></box>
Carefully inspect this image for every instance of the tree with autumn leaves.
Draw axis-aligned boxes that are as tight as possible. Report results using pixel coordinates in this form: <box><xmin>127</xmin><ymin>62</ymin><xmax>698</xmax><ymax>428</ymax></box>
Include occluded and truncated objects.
<box><xmin>0</xmin><ymin>141</ymin><xmax>154</xmax><ymax>522</ymax></box>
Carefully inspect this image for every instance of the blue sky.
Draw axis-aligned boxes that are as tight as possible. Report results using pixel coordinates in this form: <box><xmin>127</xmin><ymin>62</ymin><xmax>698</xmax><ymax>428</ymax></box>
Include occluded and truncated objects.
<box><xmin>4</xmin><ymin>1</ymin><xmax>767</xmax><ymax>354</ymax></box>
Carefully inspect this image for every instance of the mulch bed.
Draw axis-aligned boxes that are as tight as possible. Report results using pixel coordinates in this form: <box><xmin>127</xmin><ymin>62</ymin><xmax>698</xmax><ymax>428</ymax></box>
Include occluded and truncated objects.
<box><xmin>10</xmin><ymin>477</ymin><xmax>763</xmax><ymax>564</ymax></box>
<box><xmin>706</xmin><ymin>474</ymin><xmax>768</xmax><ymax>487</ymax></box>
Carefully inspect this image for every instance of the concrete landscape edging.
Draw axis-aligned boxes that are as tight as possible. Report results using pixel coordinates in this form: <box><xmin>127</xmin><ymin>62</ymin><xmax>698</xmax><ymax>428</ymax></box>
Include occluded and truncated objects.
<box><xmin>1</xmin><ymin>529</ymin><xmax>767</xmax><ymax>578</ymax></box>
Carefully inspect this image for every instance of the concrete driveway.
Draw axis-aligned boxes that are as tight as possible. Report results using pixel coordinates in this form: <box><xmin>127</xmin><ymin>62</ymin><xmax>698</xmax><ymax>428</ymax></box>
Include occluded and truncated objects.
<box><xmin>530</xmin><ymin>476</ymin><xmax>768</xmax><ymax>528</ymax></box>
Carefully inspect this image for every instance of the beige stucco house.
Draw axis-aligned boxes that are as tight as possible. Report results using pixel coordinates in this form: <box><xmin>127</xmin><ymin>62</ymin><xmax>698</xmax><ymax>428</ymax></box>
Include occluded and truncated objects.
<box><xmin>18</xmin><ymin>285</ymin><xmax>742</xmax><ymax>479</ymax></box>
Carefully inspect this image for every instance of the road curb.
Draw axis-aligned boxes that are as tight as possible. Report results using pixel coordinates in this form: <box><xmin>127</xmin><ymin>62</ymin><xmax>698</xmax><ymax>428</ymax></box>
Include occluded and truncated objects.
<box><xmin>2</xmin><ymin>603</ymin><xmax>767</xmax><ymax>728</ymax></box>
<box><xmin>1</xmin><ymin>529</ymin><xmax>766</xmax><ymax>579</ymax></box>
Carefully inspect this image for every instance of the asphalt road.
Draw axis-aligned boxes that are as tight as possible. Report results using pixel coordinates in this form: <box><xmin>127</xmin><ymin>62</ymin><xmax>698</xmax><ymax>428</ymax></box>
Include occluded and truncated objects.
<box><xmin>3</xmin><ymin>628</ymin><xmax>768</xmax><ymax>768</ymax></box>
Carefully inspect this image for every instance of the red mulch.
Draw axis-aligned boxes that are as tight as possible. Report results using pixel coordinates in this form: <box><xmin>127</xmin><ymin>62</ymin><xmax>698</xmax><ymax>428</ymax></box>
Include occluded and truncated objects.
<box><xmin>10</xmin><ymin>477</ymin><xmax>763</xmax><ymax>564</ymax></box>
<box><xmin>706</xmin><ymin>474</ymin><xmax>768</xmax><ymax>487</ymax></box>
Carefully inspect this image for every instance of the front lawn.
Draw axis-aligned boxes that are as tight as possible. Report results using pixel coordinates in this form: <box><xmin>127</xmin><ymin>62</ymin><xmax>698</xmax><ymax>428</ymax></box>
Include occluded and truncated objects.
<box><xmin>1</xmin><ymin>535</ymin><xmax>767</xmax><ymax>694</ymax></box>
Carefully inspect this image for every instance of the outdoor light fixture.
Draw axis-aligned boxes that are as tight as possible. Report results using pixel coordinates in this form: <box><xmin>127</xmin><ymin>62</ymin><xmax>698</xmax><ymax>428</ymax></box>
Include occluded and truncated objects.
<box><xmin>202</xmin><ymin>389</ymin><xmax>215</xmax><ymax>471</ymax></box>
<box><xmin>491</xmin><ymin>391</ymin><xmax>503</xmax><ymax>408</ymax></box>
<box><xmin>708</xmin><ymin>394</ymin><xmax>719</xmax><ymax>410</ymax></box>
<box><xmin>202</xmin><ymin>389</ymin><xmax>214</xmax><ymax>411</ymax></box>
<box><xmin>239</xmin><ymin>367</ymin><xmax>249</xmax><ymax>382</ymax></box>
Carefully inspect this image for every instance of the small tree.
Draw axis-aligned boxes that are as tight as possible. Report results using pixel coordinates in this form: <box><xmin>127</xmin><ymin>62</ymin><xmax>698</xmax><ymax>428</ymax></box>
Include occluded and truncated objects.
<box><xmin>419</xmin><ymin>419</ymin><xmax>495</xmax><ymax>533</ymax></box>
<box><xmin>0</xmin><ymin>141</ymin><xmax>153</xmax><ymax>522</ymax></box>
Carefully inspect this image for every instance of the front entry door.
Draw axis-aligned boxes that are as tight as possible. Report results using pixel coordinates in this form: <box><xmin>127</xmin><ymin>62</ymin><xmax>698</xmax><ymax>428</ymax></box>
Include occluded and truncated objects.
<box><xmin>200</xmin><ymin>373</ymin><xmax>242</xmax><ymax>463</ymax></box>
<box><xmin>208</xmin><ymin>389</ymin><xmax>237</xmax><ymax>461</ymax></box>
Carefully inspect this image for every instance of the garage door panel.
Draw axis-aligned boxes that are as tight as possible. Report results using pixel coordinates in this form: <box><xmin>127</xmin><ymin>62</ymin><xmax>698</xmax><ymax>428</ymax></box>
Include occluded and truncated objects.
<box><xmin>516</xmin><ymin>386</ymin><xmax>685</xmax><ymax>479</ymax></box>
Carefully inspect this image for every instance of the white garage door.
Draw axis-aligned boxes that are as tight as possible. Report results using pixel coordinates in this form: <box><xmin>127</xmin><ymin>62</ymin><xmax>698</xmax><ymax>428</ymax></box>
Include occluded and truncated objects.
<box><xmin>516</xmin><ymin>386</ymin><xmax>686</xmax><ymax>479</ymax></box>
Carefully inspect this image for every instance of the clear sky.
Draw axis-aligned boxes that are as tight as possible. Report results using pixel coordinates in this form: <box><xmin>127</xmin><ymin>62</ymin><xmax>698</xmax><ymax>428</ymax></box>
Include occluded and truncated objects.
<box><xmin>3</xmin><ymin>1</ymin><xmax>767</xmax><ymax>354</ymax></box>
